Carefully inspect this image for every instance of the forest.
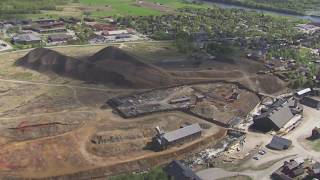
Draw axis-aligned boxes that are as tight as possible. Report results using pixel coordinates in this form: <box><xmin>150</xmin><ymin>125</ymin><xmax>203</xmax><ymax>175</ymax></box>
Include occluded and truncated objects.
<box><xmin>207</xmin><ymin>0</ymin><xmax>320</xmax><ymax>15</ymax></box>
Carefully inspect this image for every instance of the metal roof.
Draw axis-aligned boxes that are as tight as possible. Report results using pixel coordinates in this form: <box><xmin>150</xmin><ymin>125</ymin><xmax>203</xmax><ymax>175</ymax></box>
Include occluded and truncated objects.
<box><xmin>13</xmin><ymin>33</ymin><xmax>41</xmax><ymax>42</ymax></box>
<box><xmin>296</xmin><ymin>88</ymin><xmax>311</xmax><ymax>96</ymax></box>
<box><xmin>268</xmin><ymin>104</ymin><xmax>294</xmax><ymax>129</ymax></box>
<box><xmin>163</xmin><ymin>123</ymin><xmax>201</xmax><ymax>143</ymax></box>
<box><xmin>269</xmin><ymin>136</ymin><xmax>292</xmax><ymax>150</ymax></box>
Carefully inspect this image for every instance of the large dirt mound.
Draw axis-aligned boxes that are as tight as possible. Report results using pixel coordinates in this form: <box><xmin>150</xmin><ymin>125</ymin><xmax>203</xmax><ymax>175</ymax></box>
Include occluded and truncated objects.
<box><xmin>15</xmin><ymin>48</ymin><xmax>81</xmax><ymax>74</ymax></box>
<box><xmin>16</xmin><ymin>47</ymin><xmax>177</xmax><ymax>88</ymax></box>
<box><xmin>89</xmin><ymin>46</ymin><xmax>176</xmax><ymax>87</ymax></box>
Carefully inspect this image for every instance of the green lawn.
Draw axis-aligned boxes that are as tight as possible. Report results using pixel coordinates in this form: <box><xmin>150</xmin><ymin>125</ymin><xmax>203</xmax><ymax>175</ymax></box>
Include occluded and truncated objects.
<box><xmin>79</xmin><ymin>0</ymin><xmax>209</xmax><ymax>17</ymax></box>
<box><xmin>308</xmin><ymin>139</ymin><xmax>320</xmax><ymax>151</ymax></box>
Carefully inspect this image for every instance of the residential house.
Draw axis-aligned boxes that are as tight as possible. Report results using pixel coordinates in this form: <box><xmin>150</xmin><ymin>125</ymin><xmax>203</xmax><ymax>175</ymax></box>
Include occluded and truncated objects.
<box><xmin>48</xmin><ymin>34</ymin><xmax>72</xmax><ymax>43</ymax></box>
<box><xmin>272</xmin><ymin>158</ymin><xmax>305</xmax><ymax>179</ymax></box>
<box><xmin>93</xmin><ymin>23</ymin><xmax>115</xmax><ymax>31</ymax></box>
<box><xmin>308</xmin><ymin>162</ymin><xmax>320</xmax><ymax>178</ymax></box>
<box><xmin>268</xmin><ymin>136</ymin><xmax>292</xmax><ymax>150</ymax></box>
<box><xmin>163</xmin><ymin>160</ymin><xmax>202</xmax><ymax>180</ymax></box>
<box><xmin>12</xmin><ymin>33</ymin><xmax>41</xmax><ymax>45</ymax></box>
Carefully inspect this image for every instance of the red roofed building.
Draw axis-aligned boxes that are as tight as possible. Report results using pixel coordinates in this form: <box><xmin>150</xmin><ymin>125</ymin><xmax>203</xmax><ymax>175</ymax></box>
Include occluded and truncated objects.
<box><xmin>92</xmin><ymin>23</ymin><xmax>116</xmax><ymax>31</ymax></box>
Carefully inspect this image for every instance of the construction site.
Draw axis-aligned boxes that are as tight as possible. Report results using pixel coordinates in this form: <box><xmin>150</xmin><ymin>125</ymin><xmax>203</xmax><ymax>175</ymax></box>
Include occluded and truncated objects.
<box><xmin>108</xmin><ymin>82</ymin><xmax>259</xmax><ymax>127</ymax></box>
<box><xmin>0</xmin><ymin>42</ymin><xmax>294</xmax><ymax>179</ymax></box>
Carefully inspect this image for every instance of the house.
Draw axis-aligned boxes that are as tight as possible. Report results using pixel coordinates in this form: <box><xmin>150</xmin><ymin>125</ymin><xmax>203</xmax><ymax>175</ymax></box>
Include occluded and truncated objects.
<box><xmin>102</xmin><ymin>29</ymin><xmax>133</xmax><ymax>37</ymax></box>
<box><xmin>163</xmin><ymin>160</ymin><xmax>202</xmax><ymax>180</ymax></box>
<box><xmin>152</xmin><ymin>124</ymin><xmax>202</xmax><ymax>150</ymax></box>
<box><xmin>308</xmin><ymin>162</ymin><xmax>320</xmax><ymax>178</ymax></box>
<box><xmin>300</xmin><ymin>97</ymin><xmax>320</xmax><ymax>110</ymax></box>
<box><xmin>268</xmin><ymin>136</ymin><xmax>292</xmax><ymax>150</ymax></box>
<box><xmin>39</xmin><ymin>21</ymin><xmax>64</xmax><ymax>29</ymax></box>
<box><xmin>34</xmin><ymin>19</ymin><xmax>56</xmax><ymax>24</ymax></box>
<box><xmin>59</xmin><ymin>17</ymin><xmax>80</xmax><ymax>24</ymax></box>
<box><xmin>283</xmin><ymin>159</ymin><xmax>305</xmax><ymax>177</ymax></box>
<box><xmin>48</xmin><ymin>34</ymin><xmax>72</xmax><ymax>43</ymax></box>
<box><xmin>311</xmin><ymin>127</ymin><xmax>320</xmax><ymax>139</ymax></box>
<box><xmin>253</xmin><ymin>101</ymin><xmax>295</xmax><ymax>132</ymax></box>
<box><xmin>272</xmin><ymin>158</ymin><xmax>305</xmax><ymax>179</ymax></box>
<box><xmin>93</xmin><ymin>23</ymin><xmax>115</xmax><ymax>31</ymax></box>
<box><xmin>12</xmin><ymin>33</ymin><xmax>41</xmax><ymax>45</ymax></box>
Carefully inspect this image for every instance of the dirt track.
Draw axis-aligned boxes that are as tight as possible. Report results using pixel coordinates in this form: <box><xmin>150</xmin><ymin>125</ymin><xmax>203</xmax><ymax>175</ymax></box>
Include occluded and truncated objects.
<box><xmin>0</xmin><ymin>43</ymin><xmax>288</xmax><ymax>179</ymax></box>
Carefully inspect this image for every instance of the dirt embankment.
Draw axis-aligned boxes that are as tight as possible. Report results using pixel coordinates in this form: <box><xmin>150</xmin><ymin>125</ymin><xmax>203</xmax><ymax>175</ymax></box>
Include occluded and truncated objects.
<box><xmin>15</xmin><ymin>47</ymin><xmax>178</xmax><ymax>89</ymax></box>
<box><xmin>15</xmin><ymin>46</ymin><xmax>287</xmax><ymax>95</ymax></box>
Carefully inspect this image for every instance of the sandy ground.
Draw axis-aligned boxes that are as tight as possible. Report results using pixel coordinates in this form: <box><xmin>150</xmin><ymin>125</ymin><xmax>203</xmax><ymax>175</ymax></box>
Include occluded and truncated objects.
<box><xmin>198</xmin><ymin>106</ymin><xmax>320</xmax><ymax>180</ymax></box>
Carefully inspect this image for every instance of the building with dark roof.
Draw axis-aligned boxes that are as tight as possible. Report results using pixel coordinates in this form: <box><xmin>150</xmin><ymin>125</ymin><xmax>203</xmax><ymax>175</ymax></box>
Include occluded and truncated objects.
<box><xmin>30</xmin><ymin>27</ymin><xmax>67</xmax><ymax>34</ymax></box>
<box><xmin>307</xmin><ymin>162</ymin><xmax>320</xmax><ymax>178</ymax></box>
<box><xmin>253</xmin><ymin>98</ymin><xmax>301</xmax><ymax>132</ymax></box>
<box><xmin>39</xmin><ymin>21</ymin><xmax>64</xmax><ymax>29</ymax></box>
<box><xmin>12</xmin><ymin>33</ymin><xmax>41</xmax><ymax>45</ymax></box>
<box><xmin>163</xmin><ymin>160</ymin><xmax>202</xmax><ymax>180</ymax></box>
<box><xmin>272</xmin><ymin>158</ymin><xmax>305</xmax><ymax>179</ymax></box>
<box><xmin>152</xmin><ymin>124</ymin><xmax>202</xmax><ymax>150</ymax></box>
<box><xmin>268</xmin><ymin>136</ymin><xmax>292</xmax><ymax>150</ymax></box>
<box><xmin>48</xmin><ymin>34</ymin><xmax>72</xmax><ymax>43</ymax></box>
<box><xmin>300</xmin><ymin>96</ymin><xmax>320</xmax><ymax>110</ymax></box>
<box><xmin>34</xmin><ymin>19</ymin><xmax>56</xmax><ymax>24</ymax></box>
<box><xmin>311</xmin><ymin>127</ymin><xmax>320</xmax><ymax>139</ymax></box>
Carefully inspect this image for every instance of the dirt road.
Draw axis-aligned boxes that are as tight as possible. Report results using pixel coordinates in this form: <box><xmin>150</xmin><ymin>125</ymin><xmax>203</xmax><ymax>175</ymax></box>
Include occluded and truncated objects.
<box><xmin>197</xmin><ymin>106</ymin><xmax>320</xmax><ymax>180</ymax></box>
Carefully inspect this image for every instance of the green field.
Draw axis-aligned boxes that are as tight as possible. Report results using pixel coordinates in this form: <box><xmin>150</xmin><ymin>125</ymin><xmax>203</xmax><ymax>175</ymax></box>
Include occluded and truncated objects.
<box><xmin>308</xmin><ymin>140</ymin><xmax>320</xmax><ymax>151</ymax></box>
<box><xmin>0</xmin><ymin>0</ymin><xmax>210</xmax><ymax>19</ymax></box>
<box><xmin>79</xmin><ymin>0</ymin><xmax>209</xmax><ymax>17</ymax></box>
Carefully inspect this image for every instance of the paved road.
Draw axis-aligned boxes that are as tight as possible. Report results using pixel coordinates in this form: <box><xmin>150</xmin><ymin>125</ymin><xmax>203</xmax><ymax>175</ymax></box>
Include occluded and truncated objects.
<box><xmin>197</xmin><ymin>106</ymin><xmax>320</xmax><ymax>180</ymax></box>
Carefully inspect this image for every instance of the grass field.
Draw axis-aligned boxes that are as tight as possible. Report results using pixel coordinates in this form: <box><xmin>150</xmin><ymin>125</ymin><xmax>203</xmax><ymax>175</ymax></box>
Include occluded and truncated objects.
<box><xmin>78</xmin><ymin>0</ymin><xmax>209</xmax><ymax>17</ymax></box>
<box><xmin>0</xmin><ymin>0</ymin><xmax>210</xmax><ymax>19</ymax></box>
<box><xmin>308</xmin><ymin>139</ymin><xmax>320</xmax><ymax>151</ymax></box>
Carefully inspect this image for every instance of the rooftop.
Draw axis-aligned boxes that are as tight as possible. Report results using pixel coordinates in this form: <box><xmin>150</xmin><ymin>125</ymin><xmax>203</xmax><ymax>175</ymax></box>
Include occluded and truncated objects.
<box><xmin>164</xmin><ymin>160</ymin><xmax>202</xmax><ymax>180</ymax></box>
<box><xmin>163</xmin><ymin>123</ymin><xmax>201</xmax><ymax>143</ymax></box>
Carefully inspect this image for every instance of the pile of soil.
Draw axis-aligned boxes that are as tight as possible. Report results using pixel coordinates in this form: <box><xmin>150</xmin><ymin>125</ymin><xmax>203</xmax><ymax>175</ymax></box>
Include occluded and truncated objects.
<box><xmin>16</xmin><ymin>47</ymin><xmax>177</xmax><ymax>88</ymax></box>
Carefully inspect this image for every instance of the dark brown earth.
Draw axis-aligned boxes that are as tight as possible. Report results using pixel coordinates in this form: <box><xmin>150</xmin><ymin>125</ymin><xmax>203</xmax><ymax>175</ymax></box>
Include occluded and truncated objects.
<box><xmin>16</xmin><ymin>47</ymin><xmax>178</xmax><ymax>88</ymax></box>
<box><xmin>16</xmin><ymin>46</ymin><xmax>287</xmax><ymax>94</ymax></box>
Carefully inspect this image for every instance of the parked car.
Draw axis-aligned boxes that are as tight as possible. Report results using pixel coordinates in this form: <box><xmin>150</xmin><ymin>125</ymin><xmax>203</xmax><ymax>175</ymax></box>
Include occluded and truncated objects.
<box><xmin>258</xmin><ymin>150</ymin><xmax>266</xmax><ymax>155</ymax></box>
<box><xmin>253</xmin><ymin>156</ymin><xmax>260</xmax><ymax>160</ymax></box>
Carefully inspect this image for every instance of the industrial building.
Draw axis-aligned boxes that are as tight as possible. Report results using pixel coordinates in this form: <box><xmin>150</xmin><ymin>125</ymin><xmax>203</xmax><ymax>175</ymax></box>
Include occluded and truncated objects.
<box><xmin>152</xmin><ymin>124</ymin><xmax>202</xmax><ymax>150</ymax></box>
<box><xmin>268</xmin><ymin>136</ymin><xmax>292</xmax><ymax>150</ymax></box>
<box><xmin>253</xmin><ymin>98</ymin><xmax>302</xmax><ymax>132</ymax></box>
<box><xmin>163</xmin><ymin>160</ymin><xmax>202</xmax><ymax>180</ymax></box>
<box><xmin>300</xmin><ymin>96</ymin><xmax>320</xmax><ymax>110</ymax></box>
